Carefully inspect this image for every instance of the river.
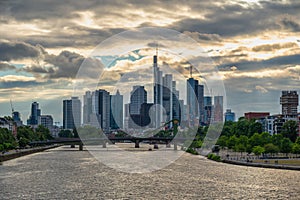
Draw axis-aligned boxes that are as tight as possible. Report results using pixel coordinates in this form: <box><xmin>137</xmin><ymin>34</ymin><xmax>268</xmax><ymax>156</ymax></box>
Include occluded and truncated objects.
<box><xmin>1</xmin><ymin>146</ymin><xmax>300</xmax><ymax>199</ymax></box>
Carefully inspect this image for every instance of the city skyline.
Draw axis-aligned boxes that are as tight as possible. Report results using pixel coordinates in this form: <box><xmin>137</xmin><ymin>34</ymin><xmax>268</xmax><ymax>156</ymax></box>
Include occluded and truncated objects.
<box><xmin>0</xmin><ymin>1</ymin><xmax>299</xmax><ymax>123</ymax></box>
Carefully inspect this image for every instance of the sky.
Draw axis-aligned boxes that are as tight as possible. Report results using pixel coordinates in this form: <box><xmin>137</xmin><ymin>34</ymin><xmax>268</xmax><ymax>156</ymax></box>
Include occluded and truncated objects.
<box><xmin>0</xmin><ymin>0</ymin><xmax>299</xmax><ymax>124</ymax></box>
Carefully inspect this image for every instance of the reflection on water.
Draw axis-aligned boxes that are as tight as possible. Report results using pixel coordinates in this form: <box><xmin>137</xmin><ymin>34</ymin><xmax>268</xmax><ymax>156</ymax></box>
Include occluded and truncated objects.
<box><xmin>0</xmin><ymin>146</ymin><xmax>300</xmax><ymax>199</ymax></box>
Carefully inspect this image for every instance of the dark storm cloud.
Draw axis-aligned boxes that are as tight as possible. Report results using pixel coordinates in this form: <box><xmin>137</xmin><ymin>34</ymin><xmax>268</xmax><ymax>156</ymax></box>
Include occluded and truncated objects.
<box><xmin>0</xmin><ymin>62</ymin><xmax>16</xmax><ymax>71</ymax></box>
<box><xmin>217</xmin><ymin>53</ymin><xmax>300</xmax><ymax>71</ymax></box>
<box><xmin>0</xmin><ymin>41</ymin><xmax>41</xmax><ymax>61</ymax></box>
<box><xmin>279</xmin><ymin>17</ymin><xmax>300</xmax><ymax>32</ymax></box>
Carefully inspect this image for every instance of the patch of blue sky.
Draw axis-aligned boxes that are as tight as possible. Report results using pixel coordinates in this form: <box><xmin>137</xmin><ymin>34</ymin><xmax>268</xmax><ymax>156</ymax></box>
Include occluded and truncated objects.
<box><xmin>0</xmin><ymin>63</ymin><xmax>34</xmax><ymax>77</ymax></box>
<box><xmin>94</xmin><ymin>49</ymin><xmax>145</xmax><ymax>69</ymax></box>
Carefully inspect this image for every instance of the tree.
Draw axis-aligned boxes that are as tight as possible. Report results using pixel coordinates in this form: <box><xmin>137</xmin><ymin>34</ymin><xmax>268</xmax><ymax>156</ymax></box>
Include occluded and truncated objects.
<box><xmin>216</xmin><ymin>135</ymin><xmax>228</xmax><ymax>149</ymax></box>
<box><xmin>295</xmin><ymin>137</ymin><xmax>300</xmax><ymax>145</ymax></box>
<box><xmin>281</xmin><ymin>120</ymin><xmax>298</xmax><ymax>142</ymax></box>
<box><xmin>252</xmin><ymin>146</ymin><xmax>265</xmax><ymax>156</ymax></box>
<box><xmin>227</xmin><ymin>135</ymin><xmax>238</xmax><ymax>149</ymax></box>
<box><xmin>280</xmin><ymin>138</ymin><xmax>293</xmax><ymax>155</ymax></box>
<box><xmin>292</xmin><ymin>143</ymin><xmax>300</xmax><ymax>155</ymax></box>
<box><xmin>58</xmin><ymin>130</ymin><xmax>73</xmax><ymax>138</ymax></box>
<box><xmin>248</xmin><ymin>121</ymin><xmax>262</xmax><ymax>137</ymax></box>
<box><xmin>264</xmin><ymin>143</ymin><xmax>279</xmax><ymax>155</ymax></box>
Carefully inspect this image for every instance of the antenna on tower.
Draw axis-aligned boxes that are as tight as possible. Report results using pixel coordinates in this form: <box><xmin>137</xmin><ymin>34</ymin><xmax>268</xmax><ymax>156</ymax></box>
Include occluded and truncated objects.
<box><xmin>156</xmin><ymin>43</ymin><xmax>158</xmax><ymax>57</ymax></box>
<box><xmin>190</xmin><ymin>66</ymin><xmax>193</xmax><ymax>78</ymax></box>
<box><xmin>10</xmin><ymin>99</ymin><xmax>14</xmax><ymax>113</ymax></box>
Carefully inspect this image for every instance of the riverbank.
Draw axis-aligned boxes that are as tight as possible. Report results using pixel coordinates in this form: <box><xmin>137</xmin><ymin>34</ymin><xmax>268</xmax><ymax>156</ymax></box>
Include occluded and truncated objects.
<box><xmin>222</xmin><ymin>159</ymin><xmax>300</xmax><ymax>171</ymax></box>
<box><xmin>0</xmin><ymin>145</ymin><xmax>61</xmax><ymax>162</ymax></box>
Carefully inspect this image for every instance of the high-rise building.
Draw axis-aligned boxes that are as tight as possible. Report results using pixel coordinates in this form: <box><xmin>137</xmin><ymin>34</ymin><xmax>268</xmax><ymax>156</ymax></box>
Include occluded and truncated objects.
<box><xmin>204</xmin><ymin>96</ymin><xmax>212</xmax><ymax>125</ymax></box>
<box><xmin>110</xmin><ymin>90</ymin><xmax>123</xmax><ymax>129</ymax></box>
<box><xmin>213</xmin><ymin>96</ymin><xmax>223</xmax><ymax>122</ymax></box>
<box><xmin>129</xmin><ymin>86</ymin><xmax>147</xmax><ymax>129</ymax></box>
<box><xmin>153</xmin><ymin>53</ymin><xmax>163</xmax><ymax>128</ymax></box>
<box><xmin>12</xmin><ymin>111</ymin><xmax>23</xmax><ymax>127</ymax></box>
<box><xmin>38</xmin><ymin>115</ymin><xmax>53</xmax><ymax>131</ymax></box>
<box><xmin>187</xmin><ymin>77</ymin><xmax>199</xmax><ymax>123</ymax></box>
<box><xmin>197</xmin><ymin>84</ymin><xmax>204</xmax><ymax>124</ymax></box>
<box><xmin>83</xmin><ymin>91</ymin><xmax>92</xmax><ymax>125</ymax></box>
<box><xmin>280</xmin><ymin>91</ymin><xmax>298</xmax><ymax>117</ymax></box>
<box><xmin>224</xmin><ymin>109</ymin><xmax>235</xmax><ymax>122</ymax></box>
<box><xmin>63</xmin><ymin>97</ymin><xmax>81</xmax><ymax>130</ymax></box>
<box><xmin>27</xmin><ymin>102</ymin><xmax>41</xmax><ymax>126</ymax></box>
<box><xmin>92</xmin><ymin>89</ymin><xmax>110</xmax><ymax>132</ymax></box>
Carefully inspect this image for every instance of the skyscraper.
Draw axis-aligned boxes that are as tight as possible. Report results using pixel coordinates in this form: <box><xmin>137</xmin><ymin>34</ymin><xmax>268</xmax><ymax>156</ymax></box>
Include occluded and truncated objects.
<box><xmin>27</xmin><ymin>102</ymin><xmax>41</xmax><ymax>126</ymax></box>
<box><xmin>91</xmin><ymin>89</ymin><xmax>110</xmax><ymax>132</ymax></box>
<box><xmin>280</xmin><ymin>91</ymin><xmax>298</xmax><ymax>117</ymax></box>
<box><xmin>63</xmin><ymin>97</ymin><xmax>81</xmax><ymax>130</ymax></box>
<box><xmin>204</xmin><ymin>96</ymin><xmax>212</xmax><ymax>125</ymax></box>
<box><xmin>225</xmin><ymin>109</ymin><xmax>235</xmax><ymax>122</ymax></box>
<box><xmin>110</xmin><ymin>90</ymin><xmax>123</xmax><ymax>129</ymax></box>
<box><xmin>187</xmin><ymin>77</ymin><xmax>199</xmax><ymax>123</ymax></box>
<box><xmin>214</xmin><ymin>96</ymin><xmax>223</xmax><ymax>122</ymax></box>
<box><xmin>153</xmin><ymin>52</ymin><xmax>163</xmax><ymax>128</ymax></box>
<box><xmin>129</xmin><ymin>86</ymin><xmax>147</xmax><ymax>128</ymax></box>
<box><xmin>38</xmin><ymin>115</ymin><xmax>53</xmax><ymax>132</ymax></box>
<box><xmin>83</xmin><ymin>91</ymin><xmax>92</xmax><ymax>125</ymax></box>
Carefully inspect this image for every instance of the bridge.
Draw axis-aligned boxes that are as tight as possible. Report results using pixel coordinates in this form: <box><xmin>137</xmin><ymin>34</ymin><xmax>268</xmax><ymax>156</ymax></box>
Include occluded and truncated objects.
<box><xmin>29</xmin><ymin>136</ymin><xmax>186</xmax><ymax>151</ymax></box>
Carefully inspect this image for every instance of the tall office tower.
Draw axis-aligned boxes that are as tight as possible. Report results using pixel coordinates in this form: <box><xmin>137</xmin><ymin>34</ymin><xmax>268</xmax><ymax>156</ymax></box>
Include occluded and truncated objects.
<box><xmin>110</xmin><ymin>90</ymin><xmax>123</xmax><ymax>129</ymax></box>
<box><xmin>91</xmin><ymin>89</ymin><xmax>110</xmax><ymax>132</ymax></box>
<box><xmin>172</xmin><ymin>81</ymin><xmax>181</xmax><ymax>122</ymax></box>
<box><xmin>197</xmin><ymin>84</ymin><xmax>204</xmax><ymax>124</ymax></box>
<box><xmin>162</xmin><ymin>74</ymin><xmax>173</xmax><ymax>123</ymax></box>
<box><xmin>12</xmin><ymin>111</ymin><xmax>23</xmax><ymax>126</ymax></box>
<box><xmin>225</xmin><ymin>109</ymin><xmax>235</xmax><ymax>122</ymax></box>
<box><xmin>83</xmin><ymin>91</ymin><xmax>92</xmax><ymax>125</ymax></box>
<box><xmin>63</xmin><ymin>97</ymin><xmax>81</xmax><ymax>130</ymax></box>
<box><xmin>204</xmin><ymin>96</ymin><xmax>212</xmax><ymax>125</ymax></box>
<box><xmin>280</xmin><ymin>91</ymin><xmax>298</xmax><ymax>117</ymax></box>
<box><xmin>27</xmin><ymin>102</ymin><xmax>41</xmax><ymax>126</ymax></box>
<box><xmin>187</xmin><ymin>77</ymin><xmax>199</xmax><ymax>124</ymax></box>
<box><xmin>214</xmin><ymin>96</ymin><xmax>223</xmax><ymax>122</ymax></box>
<box><xmin>129</xmin><ymin>86</ymin><xmax>147</xmax><ymax>128</ymax></box>
<box><xmin>153</xmin><ymin>52</ymin><xmax>163</xmax><ymax>128</ymax></box>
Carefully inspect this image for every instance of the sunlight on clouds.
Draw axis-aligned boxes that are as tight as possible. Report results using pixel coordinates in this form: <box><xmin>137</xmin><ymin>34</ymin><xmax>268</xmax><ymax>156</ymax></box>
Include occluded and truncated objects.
<box><xmin>0</xmin><ymin>75</ymin><xmax>35</xmax><ymax>82</ymax></box>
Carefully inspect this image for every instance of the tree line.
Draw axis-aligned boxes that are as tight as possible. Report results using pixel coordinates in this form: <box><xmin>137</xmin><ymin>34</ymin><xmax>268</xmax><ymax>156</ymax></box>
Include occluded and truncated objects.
<box><xmin>0</xmin><ymin>125</ymin><xmax>53</xmax><ymax>151</ymax></box>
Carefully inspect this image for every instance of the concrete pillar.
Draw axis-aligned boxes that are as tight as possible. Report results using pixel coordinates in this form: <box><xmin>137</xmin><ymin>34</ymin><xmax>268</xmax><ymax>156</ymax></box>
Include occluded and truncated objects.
<box><xmin>135</xmin><ymin>140</ymin><xmax>140</xmax><ymax>148</ymax></box>
<box><xmin>79</xmin><ymin>144</ymin><xmax>83</xmax><ymax>151</ymax></box>
<box><xmin>174</xmin><ymin>141</ymin><xmax>177</xmax><ymax>150</ymax></box>
<box><xmin>102</xmin><ymin>141</ymin><xmax>107</xmax><ymax>148</ymax></box>
<box><xmin>154</xmin><ymin>144</ymin><xmax>159</xmax><ymax>149</ymax></box>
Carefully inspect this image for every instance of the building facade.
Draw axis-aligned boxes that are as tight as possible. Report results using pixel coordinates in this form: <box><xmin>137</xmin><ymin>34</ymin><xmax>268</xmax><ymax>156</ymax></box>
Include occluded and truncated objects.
<box><xmin>63</xmin><ymin>97</ymin><xmax>81</xmax><ymax>130</ymax></box>
<box><xmin>27</xmin><ymin>102</ymin><xmax>41</xmax><ymax>126</ymax></box>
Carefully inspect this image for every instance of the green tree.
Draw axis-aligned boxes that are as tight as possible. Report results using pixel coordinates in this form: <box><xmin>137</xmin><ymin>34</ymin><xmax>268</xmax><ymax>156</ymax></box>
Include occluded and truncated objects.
<box><xmin>264</xmin><ymin>143</ymin><xmax>279</xmax><ymax>155</ymax></box>
<box><xmin>280</xmin><ymin>138</ymin><xmax>293</xmax><ymax>155</ymax></box>
<box><xmin>281</xmin><ymin>120</ymin><xmax>298</xmax><ymax>142</ymax></box>
<box><xmin>248</xmin><ymin>120</ymin><xmax>262</xmax><ymax>137</ymax></box>
<box><xmin>216</xmin><ymin>135</ymin><xmax>228</xmax><ymax>149</ymax></box>
<box><xmin>252</xmin><ymin>146</ymin><xmax>265</xmax><ymax>156</ymax></box>
<box><xmin>58</xmin><ymin>130</ymin><xmax>73</xmax><ymax>138</ymax></box>
<box><xmin>295</xmin><ymin>137</ymin><xmax>300</xmax><ymax>145</ymax></box>
<box><xmin>292</xmin><ymin>143</ymin><xmax>300</xmax><ymax>155</ymax></box>
<box><xmin>227</xmin><ymin>135</ymin><xmax>238</xmax><ymax>149</ymax></box>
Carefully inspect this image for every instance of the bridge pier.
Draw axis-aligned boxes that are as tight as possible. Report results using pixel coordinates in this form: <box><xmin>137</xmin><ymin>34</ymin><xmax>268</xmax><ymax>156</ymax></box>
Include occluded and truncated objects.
<box><xmin>154</xmin><ymin>144</ymin><xmax>159</xmax><ymax>149</ymax></box>
<box><xmin>102</xmin><ymin>141</ymin><xmax>107</xmax><ymax>148</ymax></box>
<box><xmin>174</xmin><ymin>141</ymin><xmax>178</xmax><ymax>151</ymax></box>
<box><xmin>79</xmin><ymin>144</ymin><xmax>83</xmax><ymax>151</ymax></box>
<box><xmin>135</xmin><ymin>140</ymin><xmax>140</xmax><ymax>148</ymax></box>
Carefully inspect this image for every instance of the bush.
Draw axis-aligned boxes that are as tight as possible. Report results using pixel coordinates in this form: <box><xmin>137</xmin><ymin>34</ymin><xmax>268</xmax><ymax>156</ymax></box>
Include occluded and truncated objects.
<box><xmin>186</xmin><ymin>147</ymin><xmax>199</xmax><ymax>155</ymax></box>
<box><xmin>207</xmin><ymin>153</ymin><xmax>221</xmax><ymax>162</ymax></box>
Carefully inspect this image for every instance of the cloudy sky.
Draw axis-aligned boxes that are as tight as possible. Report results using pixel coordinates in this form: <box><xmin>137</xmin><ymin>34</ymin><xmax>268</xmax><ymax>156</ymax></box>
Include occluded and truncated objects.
<box><xmin>0</xmin><ymin>0</ymin><xmax>299</xmax><ymax>124</ymax></box>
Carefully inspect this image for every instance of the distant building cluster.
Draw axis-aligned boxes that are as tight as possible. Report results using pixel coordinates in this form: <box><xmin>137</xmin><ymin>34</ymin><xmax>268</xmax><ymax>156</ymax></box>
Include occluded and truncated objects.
<box><xmin>249</xmin><ymin>91</ymin><xmax>299</xmax><ymax>136</ymax></box>
<box><xmin>62</xmin><ymin>52</ymin><xmax>226</xmax><ymax>133</ymax></box>
<box><xmin>2</xmin><ymin>53</ymin><xmax>299</xmax><ymax>138</ymax></box>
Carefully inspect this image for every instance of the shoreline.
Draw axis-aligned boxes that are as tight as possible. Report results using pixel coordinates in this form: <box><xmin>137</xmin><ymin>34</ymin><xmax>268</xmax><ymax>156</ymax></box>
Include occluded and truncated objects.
<box><xmin>0</xmin><ymin>145</ymin><xmax>61</xmax><ymax>162</ymax></box>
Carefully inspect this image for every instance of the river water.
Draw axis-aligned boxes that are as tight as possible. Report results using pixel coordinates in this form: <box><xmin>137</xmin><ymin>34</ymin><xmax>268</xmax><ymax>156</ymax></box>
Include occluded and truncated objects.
<box><xmin>1</xmin><ymin>146</ymin><xmax>300</xmax><ymax>199</ymax></box>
